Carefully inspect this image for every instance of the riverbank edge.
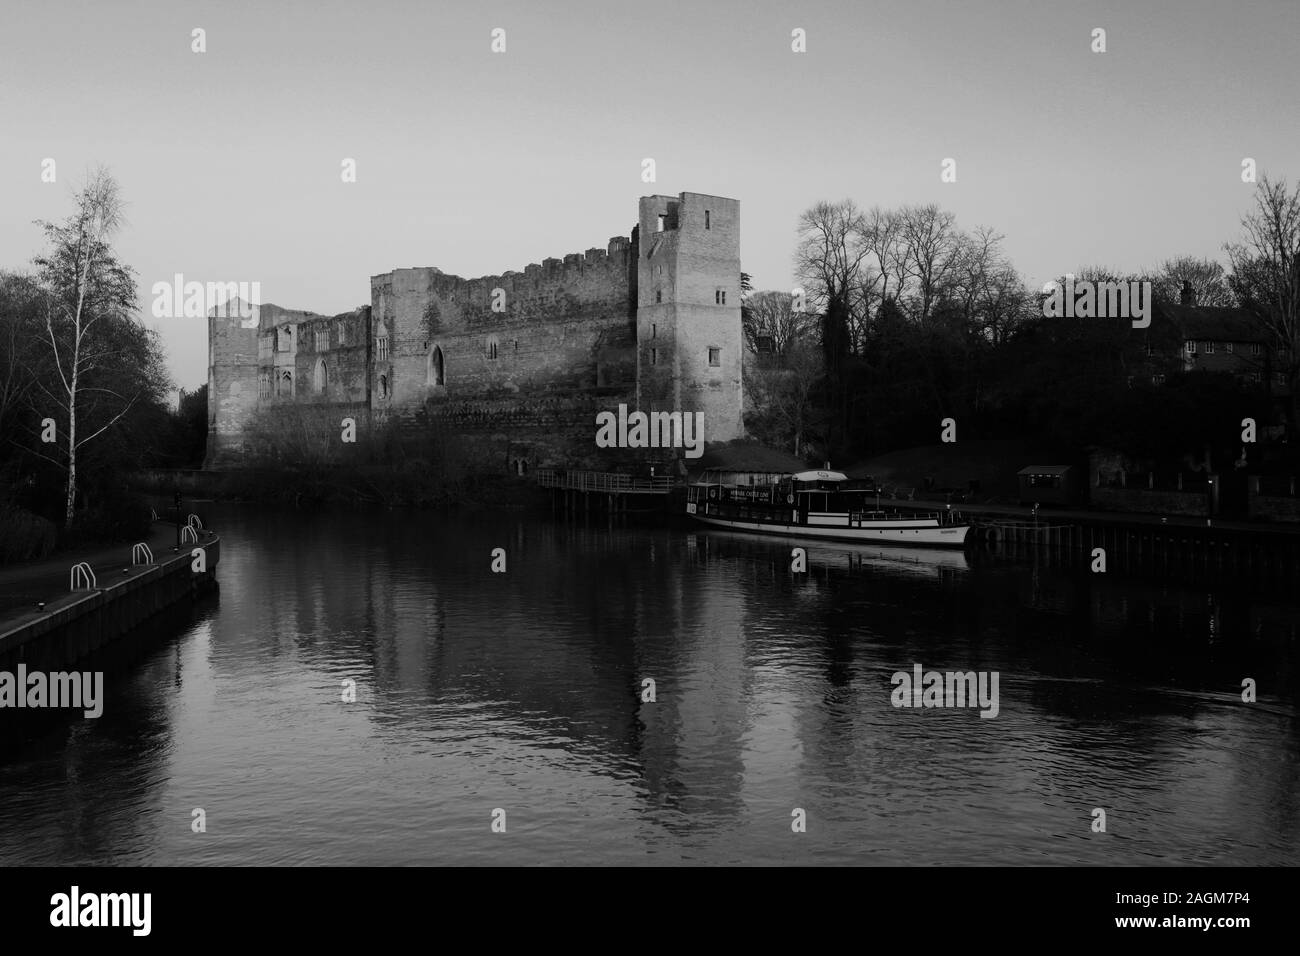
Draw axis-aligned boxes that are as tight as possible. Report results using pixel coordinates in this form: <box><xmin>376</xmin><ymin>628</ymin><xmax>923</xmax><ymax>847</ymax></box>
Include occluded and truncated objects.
<box><xmin>0</xmin><ymin>532</ymin><xmax>220</xmax><ymax>673</ymax></box>
<box><xmin>129</xmin><ymin>468</ymin><xmax>550</xmax><ymax>511</ymax></box>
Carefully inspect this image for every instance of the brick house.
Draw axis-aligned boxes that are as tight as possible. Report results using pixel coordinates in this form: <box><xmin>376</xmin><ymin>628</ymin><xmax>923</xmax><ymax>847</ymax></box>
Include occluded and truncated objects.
<box><xmin>1150</xmin><ymin>282</ymin><xmax>1287</xmax><ymax>394</ymax></box>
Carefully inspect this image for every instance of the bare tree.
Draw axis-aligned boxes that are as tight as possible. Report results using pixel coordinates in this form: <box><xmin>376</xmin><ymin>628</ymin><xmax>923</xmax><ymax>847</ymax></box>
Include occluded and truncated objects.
<box><xmin>794</xmin><ymin>200</ymin><xmax>869</xmax><ymax>308</ymax></box>
<box><xmin>741</xmin><ymin>290</ymin><xmax>817</xmax><ymax>359</ymax></box>
<box><xmin>0</xmin><ymin>273</ymin><xmax>42</xmax><ymax>441</ymax></box>
<box><xmin>1226</xmin><ymin>174</ymin><xmax>1300</xmax><ymax>432</ymax></box>
<box><xmin>1151</xmin><ymin>255</ymin><xmax>1234</xmax><ymax>308</ymax></box>
<box><xmin>744</xmin><ymin>340</ymin><xmax>823</xmax><ymax>456</ymax></box>
<box><xmin>849</xmin><ymin>206</ymin><xmax>904</xmax><ymax>352</ymax></box>
<box><xmin>977</xmin><ymin>264</ymin><xmax>1034</xmax><ymax>347</ymax></box>
<box><xmin>32</xmin><ymin>168</ymin><xmax>140</xmax><ymax>529</ymax></box>
<box><xmin>949</xmin><ymin>226</ymin><xmax>1005</xmax><ymax>328</ymax></box>
<box><xmin>895</xmin><ymin>204</ymin><xmax>964</xmax><ymax>323</ymax></box>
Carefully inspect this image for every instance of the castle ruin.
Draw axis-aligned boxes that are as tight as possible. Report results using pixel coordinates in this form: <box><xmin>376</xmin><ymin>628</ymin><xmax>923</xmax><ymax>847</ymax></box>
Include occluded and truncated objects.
<box><xmin>205</xmin><ymin>191</ymin><xmax>744</xmax><ymax>471</ymax></box>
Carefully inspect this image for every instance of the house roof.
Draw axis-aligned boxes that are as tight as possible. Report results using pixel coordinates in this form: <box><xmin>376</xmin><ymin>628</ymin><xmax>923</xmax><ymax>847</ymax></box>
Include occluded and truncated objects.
<box><xmin>1155</xmin><ymin>302</ymin><xmax>1266</xmax><ymax>343</ymax></box>
<box><xmin>1018</xmin><ymin>465</ymin><xmax>1073</xmax><ymax>476</ymax></box>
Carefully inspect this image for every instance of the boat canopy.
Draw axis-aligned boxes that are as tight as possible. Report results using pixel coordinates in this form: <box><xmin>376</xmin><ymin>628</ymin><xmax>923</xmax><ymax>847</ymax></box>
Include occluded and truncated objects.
<box><xmin>791</xmin><ymin>470</ymin><xmax>848</xmax><ymax>483</ymax></box>
<box><xmin>690</xmin><ymin>467</ymin><xmax>856</xmax><ymax>486</ymax></box>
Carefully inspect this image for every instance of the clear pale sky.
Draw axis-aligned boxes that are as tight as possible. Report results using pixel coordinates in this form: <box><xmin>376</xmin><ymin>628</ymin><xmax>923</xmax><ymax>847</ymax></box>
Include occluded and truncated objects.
<box><xmin>2</xmin><ymin>0</ymin><xmax>1297</xmax><ymax>391</ymax></box>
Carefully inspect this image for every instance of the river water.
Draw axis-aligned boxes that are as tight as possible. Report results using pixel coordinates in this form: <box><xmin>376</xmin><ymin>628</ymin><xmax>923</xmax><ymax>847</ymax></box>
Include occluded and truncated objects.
<box><xmin>1</xmin><ymin>503</ymin><xmax>1296</xmax><ymax>865</ymax></box>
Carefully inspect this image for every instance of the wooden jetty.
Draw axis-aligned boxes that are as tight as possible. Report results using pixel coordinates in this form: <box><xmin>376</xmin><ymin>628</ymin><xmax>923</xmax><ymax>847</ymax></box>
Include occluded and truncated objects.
<box><xmin>919</xmin><ymin>502</ymin><xmax>1300</xmax><ymax>577</ymax></box>
<box><xmin>537</xmin><ymin>469</ymin><xmax>674</xmax><ymax>514</ymax></box>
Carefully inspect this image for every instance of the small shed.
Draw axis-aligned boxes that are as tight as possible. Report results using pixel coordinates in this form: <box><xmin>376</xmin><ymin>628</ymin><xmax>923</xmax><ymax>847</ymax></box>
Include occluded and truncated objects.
<box><xmin>1017</xmin><ymin>465</ymin><xmax>1078</xmax><ymax>505</ymax></box>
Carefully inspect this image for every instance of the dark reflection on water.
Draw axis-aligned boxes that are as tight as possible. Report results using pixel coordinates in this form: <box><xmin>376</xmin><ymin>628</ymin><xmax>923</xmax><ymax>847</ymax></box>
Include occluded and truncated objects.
<box><xmin>0</xmin><ymin>504</ymin><xmax>1296</xmax><ymax>865</ymax></box>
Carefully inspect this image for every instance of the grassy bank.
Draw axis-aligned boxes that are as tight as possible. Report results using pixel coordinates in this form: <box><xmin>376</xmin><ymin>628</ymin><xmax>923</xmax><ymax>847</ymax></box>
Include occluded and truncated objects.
<box><xmin>844</xmin><ymin>439</ymin><xmax>1062</xmax><ymax>503</ymax></box>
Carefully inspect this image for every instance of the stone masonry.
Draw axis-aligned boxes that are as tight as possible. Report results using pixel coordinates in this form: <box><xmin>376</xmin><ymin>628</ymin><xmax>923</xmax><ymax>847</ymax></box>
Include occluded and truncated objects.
<box><xmin>205</xmin><ymin>191</ymin><xmax>744</xmax><ymax>471</ymax></box>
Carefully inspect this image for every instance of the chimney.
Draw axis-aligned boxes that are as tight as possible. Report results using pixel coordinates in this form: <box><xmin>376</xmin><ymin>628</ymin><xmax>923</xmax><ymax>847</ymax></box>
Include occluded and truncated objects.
<box><xmin>1180</xmin><ymin>280</ymin><xmax>1197</xmax><ymax>307</ymax></box>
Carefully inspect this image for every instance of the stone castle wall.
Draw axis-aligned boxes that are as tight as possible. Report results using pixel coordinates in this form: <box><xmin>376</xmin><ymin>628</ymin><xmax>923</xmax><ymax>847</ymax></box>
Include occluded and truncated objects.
<box><xmin>371</xmin><ymin>234</ymin><xmax>638</xmax><ymax>421</ymax></box>
<box><xmin>206</xmin><ymin>192</ymin><xmax>743</xmax><ymax>472</ymax></box>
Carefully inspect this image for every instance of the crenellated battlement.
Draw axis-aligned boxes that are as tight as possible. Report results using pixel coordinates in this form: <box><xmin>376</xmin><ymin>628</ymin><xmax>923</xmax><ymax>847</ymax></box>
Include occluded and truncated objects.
<box><xmin>374</xmin><ymin>234</ymin><xmax>636</xmax><ymax>306</ymax></box>
<box><xmin>206</xmin><ymin>192</ymin><xmax>741</xmax><ymax>471</ymax></box>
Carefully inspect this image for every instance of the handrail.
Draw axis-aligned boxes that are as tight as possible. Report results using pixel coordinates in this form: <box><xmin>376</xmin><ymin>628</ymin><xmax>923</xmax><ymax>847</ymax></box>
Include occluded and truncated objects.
<box><xmin>181</xmin><ymin>525</ymin><xmax>199</xmax><ymax>545</ymax></box>
<box><xmin>186</xmin><ymin>514</ymin><xmax>204</xmax><ymax>532</ymax></box>
<box><xmin>70</xmin><ymin>562</ymin><xmax>97</xmax><ymax>591</ymax></box>
<box><xmin>131</xmin><ymin>542</ymin><xmax>154</xmax><ymax>565</ymax></box>
<box><xmin>536</xmin><ymin>468</ymin><xmax>673</xmax><ymax>493</ymax></box>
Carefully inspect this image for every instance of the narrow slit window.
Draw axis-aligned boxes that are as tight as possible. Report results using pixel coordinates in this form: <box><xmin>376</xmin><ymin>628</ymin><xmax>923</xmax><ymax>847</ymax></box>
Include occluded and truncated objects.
<box><xmin>431</xmin><ymin>346</ymin><xmax>445</xmax><ymax>385</ymax></box>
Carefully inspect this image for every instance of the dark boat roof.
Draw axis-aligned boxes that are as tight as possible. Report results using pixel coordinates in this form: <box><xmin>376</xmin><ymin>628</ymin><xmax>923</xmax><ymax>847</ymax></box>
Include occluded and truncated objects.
<box><xmin>691</xmin><ymin>440</ymin><xmax>808</xmax><ymax>475</ymax></box>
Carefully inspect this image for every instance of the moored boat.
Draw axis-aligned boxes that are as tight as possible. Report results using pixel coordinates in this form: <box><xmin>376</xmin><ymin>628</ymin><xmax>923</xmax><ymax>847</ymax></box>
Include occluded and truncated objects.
<box><xmin>686</xmin><ymin>468</ymin><xmax>970</xmax><ymax>548</ymax></box>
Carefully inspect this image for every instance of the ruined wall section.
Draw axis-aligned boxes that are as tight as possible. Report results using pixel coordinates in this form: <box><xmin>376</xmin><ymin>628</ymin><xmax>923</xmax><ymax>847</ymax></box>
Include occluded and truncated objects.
<box><xmin>251</xmin><ymin>304</ymin><xmax>372</xmax><ymax>409</ymax></box>
<box><xmin>204</xmin><ymin>303</ymin><xmax>371</xmax><ymax>468</ymax></box>
<box><xmin>370</xmin><ymin>235</ymin><xmax>640</xmax><ymax>463</ymax></box>
<box><xmin>204</xmin><ymin>303</ymin><xmax>259</xmax><ymax>469</ymax></box>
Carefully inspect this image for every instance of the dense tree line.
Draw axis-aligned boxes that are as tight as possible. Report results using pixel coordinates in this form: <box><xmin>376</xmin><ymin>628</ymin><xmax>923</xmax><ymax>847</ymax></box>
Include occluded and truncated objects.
<box><xmin>742</xmin><ymin>176</ymin><xmax>1300</xmax><ymax>473</ymax></box>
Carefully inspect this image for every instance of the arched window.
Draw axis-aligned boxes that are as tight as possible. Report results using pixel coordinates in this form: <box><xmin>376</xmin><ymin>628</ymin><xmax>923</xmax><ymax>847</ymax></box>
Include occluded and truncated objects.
<box><xmin>314</xmin><ymin>358</ymin><xmax>327</xmax><ymax>393</ymax></box>
<box><xmin>379</xmin><ymin>374</ymin><xmax>389</xmax><ymax>400</ymax></box>
<box><xmin>278</xmin><ymin>369</ymin><xmax>293</xmax><ymax>397</ymax></box>
<box><xmin>428</xmin><ymin>346</ymin><xmax>445</xmax><ymax>386</ymax></box>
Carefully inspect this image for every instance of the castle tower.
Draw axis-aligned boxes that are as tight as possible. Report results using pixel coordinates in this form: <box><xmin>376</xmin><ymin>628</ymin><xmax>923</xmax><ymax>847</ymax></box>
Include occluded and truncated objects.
<box><xmin>636</xmin><ymin>191</ymin><xmax>744</xmax><ymax>445</ymax></box>
<box><xmin>203</xmin><ymin>300</ymin><xmax>260</xmax><ymax>468</ymax></box>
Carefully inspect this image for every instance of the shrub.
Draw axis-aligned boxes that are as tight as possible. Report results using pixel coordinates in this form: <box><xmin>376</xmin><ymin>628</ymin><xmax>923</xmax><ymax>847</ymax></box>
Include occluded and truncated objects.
<box><xmin>62</xmin><ymin>485</ymin><xmax>154</xmax><ymax>548</ymax></box>
<box><xmin>0</xmin><ymin>501</ymin><xmax>58</xmax><ymax>564</ymax></box>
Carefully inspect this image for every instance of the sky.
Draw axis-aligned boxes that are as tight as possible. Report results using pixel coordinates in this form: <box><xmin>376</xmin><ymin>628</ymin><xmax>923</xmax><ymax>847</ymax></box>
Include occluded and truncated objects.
<box><xmin>2</xmin><ymin>0</ymin><xmax>1297</xmax><ymax>391</ymax></box>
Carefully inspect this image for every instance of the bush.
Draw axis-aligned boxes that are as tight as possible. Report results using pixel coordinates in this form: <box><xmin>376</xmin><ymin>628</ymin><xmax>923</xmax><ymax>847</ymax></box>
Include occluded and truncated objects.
<box><xmin>61</xmin><ymin>485</ymin><xmax>154</xmax><ymax>548</ymax></box>
<box><xmin>0</xmin><ymin>501</ymin><xmax>58</xmax><ymax>564</ymax></box>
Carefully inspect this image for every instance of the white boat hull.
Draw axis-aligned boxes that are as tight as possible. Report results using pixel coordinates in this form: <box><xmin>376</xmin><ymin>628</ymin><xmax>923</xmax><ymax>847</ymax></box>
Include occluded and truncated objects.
<box><xmin>689</xmin><ymin>513</ymin><xmax>969</xmax><ymax>548</ymax></box>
